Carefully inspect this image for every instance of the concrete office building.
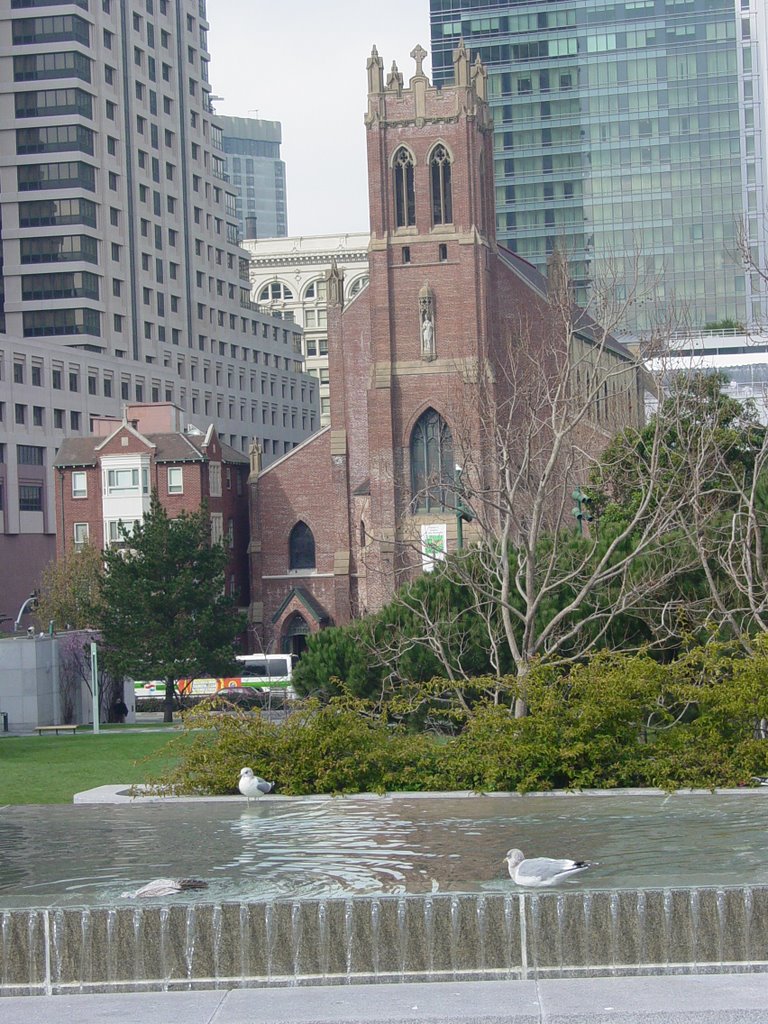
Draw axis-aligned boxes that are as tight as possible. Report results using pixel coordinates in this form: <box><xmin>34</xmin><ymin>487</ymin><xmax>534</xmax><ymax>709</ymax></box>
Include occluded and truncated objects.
<box><xmin>0</xmin><ymin>0</ymin><xmax>318</xmax><ymax>628</ymax></box>
<box><xmin>244</xmin><ymin>234</ymin><xmax>370</xmax><ymax>425</ymax></box>
<box><xmin>217</xmin><ymin>115</ymin><xmax>288</xmax><ymax>241</ymax></box>
<box><xmin>430</xmin><ymin>0</ymin><xmax>768</xmax><ymax>334</ymax></box>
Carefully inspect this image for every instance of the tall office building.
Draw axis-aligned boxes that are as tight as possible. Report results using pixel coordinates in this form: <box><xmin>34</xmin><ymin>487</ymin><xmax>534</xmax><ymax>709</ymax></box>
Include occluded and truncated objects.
<box><xmin>430</xmin><ymin>0</ymin><xmax>768</xmax><ymax>334</ymax></box>
<box><xmin>217</xmin><ymin>115</ymin><xmax>287</xmax><ymax>241</ymax></box>
<box><xmin>0</xmin><ymin>0</ymin><xmax>318</xmax><ymax>625</ymax></box>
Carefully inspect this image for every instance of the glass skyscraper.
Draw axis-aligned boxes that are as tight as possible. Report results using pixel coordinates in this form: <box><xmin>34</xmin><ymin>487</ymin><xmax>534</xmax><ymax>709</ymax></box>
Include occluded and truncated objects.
<box><xmin>217</xmin><ymin>116</ymin><xmax>288</xmax><ymax>241</ymax></box>
<box><xmin>430</xmin><ymin>0</ymin><xmax>768</xmax><ymax>334</ymax></box>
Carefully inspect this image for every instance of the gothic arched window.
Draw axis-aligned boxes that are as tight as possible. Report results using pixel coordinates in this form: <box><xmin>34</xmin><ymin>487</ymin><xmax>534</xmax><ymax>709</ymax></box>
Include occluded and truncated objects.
<box><xmin>289</xmin><ymin>520</ymin><xmax>315</xmax><ymax>570</ymax></box>
<box><xmin>410</xmin><ymin>409</ymin><xmax>455</xmax><ymax>512</ymax></box>
<box><xmin>430</xmin><ymin>145</ymin><xmax>453</xmax><ymax>225</ymax></box>
<box><xmin>393</xmin><ymin>147</ymin><xmax>415</xmax><ymax>228</ymax></box>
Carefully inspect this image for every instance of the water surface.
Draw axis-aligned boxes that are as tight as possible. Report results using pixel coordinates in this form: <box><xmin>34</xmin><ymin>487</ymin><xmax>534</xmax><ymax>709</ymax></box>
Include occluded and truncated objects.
<box><xmin>1</xmin><ymin>792</ymin><xmax>766</xmax><ymax>908</ymax></box>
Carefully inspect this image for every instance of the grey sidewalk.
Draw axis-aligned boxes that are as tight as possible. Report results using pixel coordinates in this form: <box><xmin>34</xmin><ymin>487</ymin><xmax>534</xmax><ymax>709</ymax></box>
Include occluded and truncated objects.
<box><xmin>2</xmin><ymin>975</ymin><xmax>767</xmax><ymax>1024</ymax></box>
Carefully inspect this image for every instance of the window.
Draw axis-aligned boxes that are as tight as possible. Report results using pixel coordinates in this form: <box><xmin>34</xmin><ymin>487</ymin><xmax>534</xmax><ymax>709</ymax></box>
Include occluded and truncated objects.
<box><xmin>410</xmin><ymin>408</ymin><xmax>454</xmax><ymax>512</ymax></box>
<box><xmin>289</xmin><ymin>520</ymin><xmax>316</xmax><ymax>571</ymax></box>
<box><xmin>210</xmin><ymin>512</ymin><xmax>223</xmax><ymax>544</ymax></box>
<box><xmin>105</xmin><ymin>467</ymin><xmax>142</xmax><ymax>494</ymax></box>
<box><xmin>430</xmin><ymin>145</ymin><xmax>453</xmax><ymax>225</ymax></box>
<box><xmin>17</xmin><ymin>444</ymin><xmax>44</xmax><ymax>465</ymax></box>
<box><xmin>106</xmin><ymin>518</ymin><xmax>138</xmax><ymax>547</ymax></box>
<box><xmin>167</xmin><ymin>466</ymin><xmax>183</xmax><ymax>493</ymax></box>
<box><xmin>72</xmin><ymin>470</ymin><xmax>87</xmax><ymax>497</ymax></box>
<box><xmin>74</xmin><ymin>522</ymin><xmax>89</xmax><ymax>549</ymax></box>
<box><xmin>393</xmin><ymin>147</ymin><xmax>415</xmax><ymax>227</ymax></box>
<box><xmin>19</xmin><ymin>484</ymin><xmax>43</xmax><ymax>512</ymax></box>
<box><xmin>258</xmin><ymin>281</ymin><xmax>293</xmax><ymax>302</ymax></box>
<box><xmin>208</xmin><ymin>460</ymin><xmax>221</xmax><ymax>496</ymax></box>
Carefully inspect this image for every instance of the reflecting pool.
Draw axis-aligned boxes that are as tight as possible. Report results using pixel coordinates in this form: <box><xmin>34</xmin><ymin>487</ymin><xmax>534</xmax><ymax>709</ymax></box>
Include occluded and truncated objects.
<box><xmin>1</xmin><ymin>792</ymin><xmax>767</xmax><ymax>908</ymax></box>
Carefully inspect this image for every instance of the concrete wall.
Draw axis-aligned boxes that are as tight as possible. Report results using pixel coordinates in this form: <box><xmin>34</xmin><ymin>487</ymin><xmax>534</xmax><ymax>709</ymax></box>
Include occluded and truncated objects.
<box><xmin>0</xmin><ymin>634</ymin><xmax>89</xmax><ymax>732</ymax></box>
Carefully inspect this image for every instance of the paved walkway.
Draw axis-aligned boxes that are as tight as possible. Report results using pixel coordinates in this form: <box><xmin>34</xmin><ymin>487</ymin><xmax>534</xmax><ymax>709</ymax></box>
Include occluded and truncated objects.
<box><xmin>3</xmin><ymin>975</ymin><xmax>767</xmax><ymax>1023</ymax></box>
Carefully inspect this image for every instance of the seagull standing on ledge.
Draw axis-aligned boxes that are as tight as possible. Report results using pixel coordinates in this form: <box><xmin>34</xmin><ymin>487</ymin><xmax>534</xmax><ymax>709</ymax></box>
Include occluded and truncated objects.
<box><xmin>505</xmin><ymin>848</ymin><xmax>593</xmax><ymax>887</ymax></box>
<box><xmin>238</xmin><ymin>766</ymin><xmax>274</xmax><ymax>803</ymax></box>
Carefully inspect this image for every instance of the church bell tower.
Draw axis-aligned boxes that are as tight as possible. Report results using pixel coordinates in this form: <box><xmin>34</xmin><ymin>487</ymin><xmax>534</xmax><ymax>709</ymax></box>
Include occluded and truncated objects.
<box><xmin>359</xmin><ymin>42</ymin><xmax>498</xmax><ymax>604</ymax></box>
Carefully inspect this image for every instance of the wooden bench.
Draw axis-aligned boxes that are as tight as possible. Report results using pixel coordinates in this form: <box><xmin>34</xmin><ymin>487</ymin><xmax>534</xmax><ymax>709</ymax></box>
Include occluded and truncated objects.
<box><xmin>36</xmin><ymin>724</ymin><xmax>77</xmax><ymax>736</ymax></box>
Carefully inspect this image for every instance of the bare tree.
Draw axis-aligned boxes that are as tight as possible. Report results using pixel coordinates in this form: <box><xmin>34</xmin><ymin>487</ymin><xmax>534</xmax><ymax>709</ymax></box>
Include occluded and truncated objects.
<box><xmin>56</xmin><ymin>629</ymin><xmax>121</xmax><ymax>724</ymax></box>
<box><xmin>380</xmin><ymin>251</ymin><xmax>713</xmax><ymax>716</ymax></box>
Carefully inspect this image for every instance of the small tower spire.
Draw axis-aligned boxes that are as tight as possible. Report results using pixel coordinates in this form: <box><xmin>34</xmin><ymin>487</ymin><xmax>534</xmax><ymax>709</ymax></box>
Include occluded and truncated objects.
<box><xmin>386</xmin><ymin>60</ymin><xmax>404</xmax><ymax>95</ymax></box>
<box><xmin>453</xmin><ymin>37</ymin><xmax>470</xmax><ymax>88</ymax></box>
<box><xmin>471</xmin><ymin>53</ymin><xmax>487</xmax><ymax>100</ymax></box>
<box><xmin>326</xmin><ymin>258</ymin><xmax>344</xmax><ymax>308</ymax></box>
<box><xmin>367</xmin><ymin>44</ymin><xmax>384</xmax><ymax>95</ymax></box>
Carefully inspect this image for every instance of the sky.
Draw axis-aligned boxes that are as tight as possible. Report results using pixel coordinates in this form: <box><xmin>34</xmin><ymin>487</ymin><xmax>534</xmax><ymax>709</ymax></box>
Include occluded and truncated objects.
<box><xmin>207</xmin><ymin>0</ymin><xmax>433</xmax><ymax>237</ymax></box>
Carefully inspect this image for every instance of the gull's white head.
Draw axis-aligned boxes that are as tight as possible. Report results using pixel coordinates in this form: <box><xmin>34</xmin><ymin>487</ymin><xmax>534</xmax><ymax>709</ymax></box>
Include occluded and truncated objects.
<box><xmin>505</xmin><ymin>849</ymin><xmax>525</xmax><ymax>870</ymax></box>
<box><xmin>240</xmin><ymin>767</ymin><xmax>254</xmax><ymax>779</ymax></box>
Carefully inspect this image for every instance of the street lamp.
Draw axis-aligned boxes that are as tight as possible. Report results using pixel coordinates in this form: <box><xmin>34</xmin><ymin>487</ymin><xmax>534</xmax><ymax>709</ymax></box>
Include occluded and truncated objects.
<box><xmin>571</xmin><ymin>488</ymin><xmax>593</xmax><ymax>535</ymax></box>
<box><xmin>454</xmin><ymin>465</ymin><xmax>475</xmax><ymax>550</ymax></box>
<box><xmin>13</xmin><ymin>593</ymin><xmax>38</xmax><ymax>633</ymax></box>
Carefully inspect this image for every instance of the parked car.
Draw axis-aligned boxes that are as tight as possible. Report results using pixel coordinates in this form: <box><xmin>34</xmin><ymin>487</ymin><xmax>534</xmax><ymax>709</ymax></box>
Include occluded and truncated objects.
<box><xmin>212</xmin><ymin>687</ymin><xmax>267</xmax><ymax>707</ymax></box>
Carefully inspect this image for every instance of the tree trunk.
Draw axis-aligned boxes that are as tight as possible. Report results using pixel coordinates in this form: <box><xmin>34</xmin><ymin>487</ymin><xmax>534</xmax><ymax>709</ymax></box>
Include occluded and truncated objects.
<box><xmin>163</xmin><ymin>676</ymin><xmax>175</xmax><ymax>723</ymax></box>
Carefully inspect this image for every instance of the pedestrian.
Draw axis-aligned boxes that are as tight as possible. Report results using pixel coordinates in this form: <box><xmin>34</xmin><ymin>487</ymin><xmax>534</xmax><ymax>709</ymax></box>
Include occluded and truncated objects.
<box><xmin>113</xmin><ymin>698</ymin><xmax>128</xmax><ymax>724</ymax></box>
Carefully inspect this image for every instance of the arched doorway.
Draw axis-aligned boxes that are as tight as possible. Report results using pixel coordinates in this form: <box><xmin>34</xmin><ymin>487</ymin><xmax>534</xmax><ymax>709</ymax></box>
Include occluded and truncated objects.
<box><xmin>282</xmin><ymin>613</ymin><xmax>310</xmax><ymax>663</ymax></box>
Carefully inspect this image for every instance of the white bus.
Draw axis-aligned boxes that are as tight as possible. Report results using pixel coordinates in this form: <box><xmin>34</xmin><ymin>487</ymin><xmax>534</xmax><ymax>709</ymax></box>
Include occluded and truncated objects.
<box><xmin>236</xmin><ymin>653</ymin><xmax>296</xmax><ymax>697</ymax></box>
<box><xmin>134</xmin><ymin>655</ymin><xmax>297</xmax><ymax>702</ymax></box>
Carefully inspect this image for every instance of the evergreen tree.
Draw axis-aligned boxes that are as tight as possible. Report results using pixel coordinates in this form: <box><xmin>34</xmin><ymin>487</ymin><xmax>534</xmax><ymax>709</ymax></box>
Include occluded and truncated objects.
<box><xmin>99</xmin><ymin>494</ymin><xmax>244</xmax><ymax>721</ymax></box>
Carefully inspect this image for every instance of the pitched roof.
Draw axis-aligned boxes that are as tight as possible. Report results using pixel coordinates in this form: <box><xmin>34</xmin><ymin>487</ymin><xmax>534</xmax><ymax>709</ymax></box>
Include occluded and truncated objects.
<box><xmin>53</xmin><ymin>431</ymin><xmax>249</xmax><ymax>468</ymax></box>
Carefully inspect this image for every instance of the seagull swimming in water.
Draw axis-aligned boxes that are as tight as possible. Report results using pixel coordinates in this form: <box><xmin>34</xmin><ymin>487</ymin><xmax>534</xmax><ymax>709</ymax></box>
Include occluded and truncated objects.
<box><xmin>238</xmin><ymin>766</ymin><xmax>274</xmax><ymax>802</ymax></box>
<box><xmin>120</xmin><ymin>878</ymin><xmax>208</xmax><ymax>899</ymax></box>
<box><xmin>505</xmin><ymin>848</ymin><xmax>593</xmax><ymax>887</ymax></box>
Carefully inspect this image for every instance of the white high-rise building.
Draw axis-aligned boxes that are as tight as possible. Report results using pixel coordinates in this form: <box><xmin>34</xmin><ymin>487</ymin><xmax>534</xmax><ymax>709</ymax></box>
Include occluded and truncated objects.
<box><xmin>245</xmin><ymin>234</ymin><xmax>370</xmax><ymax>425</ymax></box>
<box><xmin>0</xmin><ymin>0</ymin><xmax>318</xmax><ymax>626</ymax></box>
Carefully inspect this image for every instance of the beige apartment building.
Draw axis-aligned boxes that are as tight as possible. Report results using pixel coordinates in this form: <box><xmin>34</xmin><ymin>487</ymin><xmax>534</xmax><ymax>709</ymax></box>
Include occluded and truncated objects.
<box><xmin>244</xmin><ymin>234</ymin><xmax>369</xmax><ymax>424</ymax></box>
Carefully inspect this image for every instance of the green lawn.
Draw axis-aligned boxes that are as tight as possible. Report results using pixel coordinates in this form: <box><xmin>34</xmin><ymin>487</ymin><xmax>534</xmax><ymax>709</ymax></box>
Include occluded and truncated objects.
<box><xmin>0</xmin><ymin>731</ymin><xmax>185</xmax><ymax>804</ymax></box>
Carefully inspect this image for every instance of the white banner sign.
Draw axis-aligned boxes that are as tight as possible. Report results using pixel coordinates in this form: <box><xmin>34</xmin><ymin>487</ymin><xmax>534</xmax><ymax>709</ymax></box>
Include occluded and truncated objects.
<box><xmin>421</xmin><ymin>523</ymin><xmax>447</xmax><ymax>572</ymax></box>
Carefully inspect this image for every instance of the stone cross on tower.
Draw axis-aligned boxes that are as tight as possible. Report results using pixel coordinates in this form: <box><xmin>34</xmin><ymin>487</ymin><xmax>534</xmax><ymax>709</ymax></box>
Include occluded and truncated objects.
<box><xmin>410</xmin><ymin>44</ymin><xmax>427</xmax><ymax>76</ymax></box>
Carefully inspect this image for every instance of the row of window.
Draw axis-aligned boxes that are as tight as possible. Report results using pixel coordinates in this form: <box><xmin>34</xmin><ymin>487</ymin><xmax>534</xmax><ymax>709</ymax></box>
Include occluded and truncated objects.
<box><xmin>71</xmin><ymin>513</ymin><xmax>237</xmax><ymax>553</ymax></box>
<box><xmin>257</xmin><ymin>276</ymin><xmax>369</xmax><ymax>305</ymax></box>
<box><xmin>6</xmin><ymin>403</ymin><xmax>80</xmax><ymax>430</ymax></box>
<box><xmin>394</xmin><ymin>145</ymin><xmax>453</xmax><ymax>228</ymax></box>
<box><xmin>69</xmin><ymin>462</ymin><xmax>243</xmax><ymax>500</ymax></box>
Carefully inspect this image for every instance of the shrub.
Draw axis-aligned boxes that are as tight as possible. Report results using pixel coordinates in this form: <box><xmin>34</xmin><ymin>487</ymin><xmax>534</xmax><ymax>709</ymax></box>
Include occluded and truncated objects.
<box><xmin>147</xmin><ymin>646</ymin><xmax>768</xmax><ymax>796</ymax></box>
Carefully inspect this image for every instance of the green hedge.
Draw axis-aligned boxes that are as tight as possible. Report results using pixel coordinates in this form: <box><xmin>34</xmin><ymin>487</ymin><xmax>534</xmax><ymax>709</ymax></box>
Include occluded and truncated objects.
<box><xmin>149</xmin><ymin>645</ymin><xmax>768</xmax><ymax>796</ymax></box>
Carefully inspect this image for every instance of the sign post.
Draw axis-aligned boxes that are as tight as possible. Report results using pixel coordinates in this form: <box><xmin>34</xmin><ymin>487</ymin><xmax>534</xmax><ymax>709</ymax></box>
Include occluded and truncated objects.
<box><xmin>90</xmin><ymin>641</ymin><xmax>99</xmax><ymax>734</ymax></box>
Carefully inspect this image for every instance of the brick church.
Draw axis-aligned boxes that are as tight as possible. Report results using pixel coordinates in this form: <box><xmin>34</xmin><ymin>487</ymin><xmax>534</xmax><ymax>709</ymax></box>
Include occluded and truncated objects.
<box><xmin>247</xmin><ymin>43</ymin><xmax>641</xmax><ymax>658</ymax></box>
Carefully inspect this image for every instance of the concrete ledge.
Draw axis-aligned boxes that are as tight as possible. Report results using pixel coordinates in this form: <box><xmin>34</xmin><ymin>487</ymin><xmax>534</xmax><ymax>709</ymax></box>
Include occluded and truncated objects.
<box><xmin>72</xmin><ymin>785</ymin><xmax>768</xmax><ymax>805</ymax></box>
<box><xmin>2</xmin><ymin>975</ymin><xmax>768</xmax><ymax>1021</ymax></box>
<box><xmin>2</xmin><ymin>888</ymin><xmax>767</xmax><ymax>995</ymax></box>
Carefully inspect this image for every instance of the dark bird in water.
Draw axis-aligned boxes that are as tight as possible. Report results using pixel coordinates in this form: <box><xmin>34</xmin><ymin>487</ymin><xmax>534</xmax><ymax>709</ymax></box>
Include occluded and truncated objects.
<box><xmin>121</xmin><ymin>878</ymin><xmax>209</xmax><ymax>898</ymax></box>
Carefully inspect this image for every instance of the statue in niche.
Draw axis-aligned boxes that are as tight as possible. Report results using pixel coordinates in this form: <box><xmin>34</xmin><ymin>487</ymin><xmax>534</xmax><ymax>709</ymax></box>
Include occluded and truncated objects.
<box><xmin>419</xmin><ymin>285</ymin><xmax>435</xmax><ymax>361</ymax></box>
<box><xmin>421</xmin><ymin>312</ymin><xmax>434</xmax><ymax>360</ymax></box>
